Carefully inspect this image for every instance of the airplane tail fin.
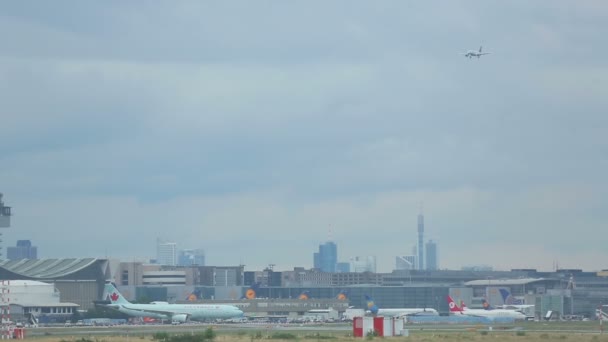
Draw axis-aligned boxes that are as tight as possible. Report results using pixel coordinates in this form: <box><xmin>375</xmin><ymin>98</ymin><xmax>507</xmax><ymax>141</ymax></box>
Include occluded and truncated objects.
<box><xmin>242</xmin><ymin>283</ymin><xmax>260</xmax><ymax>300</ymax></box>
<box><xmin>337</xmin><ymin>289</ymin><xmax>349</xmax><ymax>301</ymax></box>
<box><xmin>298</xmin><ymin>291</ymin><xmax>311</xmax><ymax>300</ymax></box>
<box><xmin>103</xmin><ymin>282</ymin><xmax>131</xmax><ymax>305</ymax></box>
<box><xmin>499</xmin><ymin>288</ymin><xmax>510</xmax><ymax>303</ymax></box>
<box><xmin>365</xmin><ymin>295</ymin><xmax>379</xmax><ymax>315</ymax></box>
<box><xmin>482</xmin><ymin>298</ymin><xmax>495</xmax><ymax>310</ymax></box>
<box><xmin>186</xmin><ymin>289</ymin><xmax>202</xmax><ymax>301</ymax></box>
<box><xmin>479</xmin><ymin>46</ymin><xmax>483</xmax><ymax>53</ymax></box>
<box><xmin>446</xmin><ymin>295</ymin><xmax>463</xmax><ymax>313</ymax></box>
<box><xmin>499</xmin><ymin>288</ymin><xmax>524</xmax><ymax>305</ymax></box>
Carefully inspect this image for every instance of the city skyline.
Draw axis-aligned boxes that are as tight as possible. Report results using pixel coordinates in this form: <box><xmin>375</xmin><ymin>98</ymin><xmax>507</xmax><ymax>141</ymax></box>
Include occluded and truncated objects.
<box><xmin>1</xmin><ymin>2</ymin><xmax>607</xmax><ymax>272</ymax></box>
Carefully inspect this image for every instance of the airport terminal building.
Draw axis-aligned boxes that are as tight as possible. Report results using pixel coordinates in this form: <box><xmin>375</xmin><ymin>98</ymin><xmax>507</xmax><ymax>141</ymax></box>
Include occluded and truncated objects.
<box><xmin>1</xmin><ymin>280</ymin><xmax>79</xmax><ymax>324</ymax></box>
<box><xmin>0</xmin><ymin>258</ymin><xmax>111</xmax><ymax>310</ymax></box>
<box><xmin>113</xmin><ymin>262</ymin><xmax>608</xmax><ymax>319</ymax></box>
<box><xmin>0</xmin><ymin>258</ymin><xmax>607</xmax><ymax>321</ymax></box>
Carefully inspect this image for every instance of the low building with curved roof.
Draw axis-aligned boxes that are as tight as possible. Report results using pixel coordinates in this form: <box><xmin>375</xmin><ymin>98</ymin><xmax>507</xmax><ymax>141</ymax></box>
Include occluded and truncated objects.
<box><xmin>0</xmin><ymin>258</ymin><xmax>110</xmax><ymax>309</ymax></box>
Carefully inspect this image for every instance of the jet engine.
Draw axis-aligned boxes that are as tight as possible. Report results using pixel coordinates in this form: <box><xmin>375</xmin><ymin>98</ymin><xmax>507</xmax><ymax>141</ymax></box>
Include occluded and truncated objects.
<box><xmin>171</xmin><ymin>314</ymin><xmax>189</xmax><ymax>323</ymax></box>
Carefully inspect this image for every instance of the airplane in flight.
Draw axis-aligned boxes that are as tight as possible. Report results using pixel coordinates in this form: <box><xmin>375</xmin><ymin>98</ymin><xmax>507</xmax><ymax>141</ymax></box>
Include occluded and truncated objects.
<box><xmin>365</xmin><ymin>295</ymin><xmax>439</xmax><ymax>317</ymax></box>
<box><xmin>99</xmin><ymin>283</ymin><xmax>244</xmax><ymax>323</ymax></box>
<box><xmin>447</xmin><ymin>295</ymin><xmax>525</xmax><ymax>320</ymax></box>
<box><xmin>462</xmin><ymin>46</ymin><xmax>491</xmax><ymax>59</ymax></box>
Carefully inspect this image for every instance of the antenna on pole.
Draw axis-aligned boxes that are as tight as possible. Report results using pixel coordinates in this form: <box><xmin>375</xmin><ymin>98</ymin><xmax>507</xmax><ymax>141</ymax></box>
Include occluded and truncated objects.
<box><xmin>328</xmin><ymin>224</ymin><xmax>333</xmax><ymax>242</ymax></box>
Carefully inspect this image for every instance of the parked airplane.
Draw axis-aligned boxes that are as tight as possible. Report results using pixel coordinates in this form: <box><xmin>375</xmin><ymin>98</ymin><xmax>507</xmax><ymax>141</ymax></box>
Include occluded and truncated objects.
<box><xmin>496</xmin><ymin>289</ymin><xmax>534</xmax><ymax>318</ymax></box>
<box><xmin>365</xmin><ymin>295</ymin><xmax>439</xmax><ymax>317</ymax></box>
<box><xmin>462</xmin><ymin>46</ymin><xmax>491</xmax><ymax>59</ymax></box>
<box><xmin>100</xmin><ymin>283</ymin><xmax>244</xmax><ymax>322</ymax></box>
<box><xmin>447</xmin><ymin>295</ymin><xmax>525</xmax><ymax>320</ymax></box>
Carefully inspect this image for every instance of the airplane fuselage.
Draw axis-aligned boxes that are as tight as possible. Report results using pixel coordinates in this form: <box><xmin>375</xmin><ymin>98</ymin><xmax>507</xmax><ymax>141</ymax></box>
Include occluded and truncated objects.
<box><xmin>106</xmin><ymin>303</ymin><xmax>244</xmax><ymax>321</ymax></box>
<box><xmin>456</xmin><ymin>307</ymin><xmax>526</xmax><ymax>320</ymax></box>
<box><xmin>465</xmin><ymin>51</ymin><xmax>483</xmax><ymax>58</ymax></box>
<box><xmin>371</xmin><ymin>308</ymin><xmax>439</xmax><ymax>317</ymax></box>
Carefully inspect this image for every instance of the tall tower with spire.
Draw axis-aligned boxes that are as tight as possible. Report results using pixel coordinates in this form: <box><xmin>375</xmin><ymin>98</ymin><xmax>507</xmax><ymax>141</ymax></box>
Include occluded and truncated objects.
<box><xmin>417</xmin><ymin>212</ymin><xmax>424</xmax><ymax>270</ymax></box>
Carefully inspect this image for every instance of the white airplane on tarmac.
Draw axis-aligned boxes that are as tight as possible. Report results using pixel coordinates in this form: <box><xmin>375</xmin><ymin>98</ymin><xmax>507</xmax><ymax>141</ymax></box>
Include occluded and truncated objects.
<box><xmin>98</xmin><ymin>283</ymin><xmax>244</xmax><ymax>323</ymax></box>
<box><xmin>365</xmin><ymin>295</ymin><xmax>438</xmax><ymax>317</ymax></box>
<box><xmin>447</xmin><ymin>295</ymin><xmax>525</xmax><ymax>321</ymax></box>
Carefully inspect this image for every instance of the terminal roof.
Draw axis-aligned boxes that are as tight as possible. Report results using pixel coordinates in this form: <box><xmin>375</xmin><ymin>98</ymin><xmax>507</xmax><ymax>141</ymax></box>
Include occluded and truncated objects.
<box><xmin>464</xmin><ymin>278</ymin><xmax>546</xmax><ymax>286</ymax></box>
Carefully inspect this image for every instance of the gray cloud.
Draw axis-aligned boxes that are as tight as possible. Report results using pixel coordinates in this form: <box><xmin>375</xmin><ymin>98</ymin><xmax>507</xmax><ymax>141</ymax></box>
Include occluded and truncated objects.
<box><xmin>0</xmin><ymin>1</ymin><xmax>606</xmax><ymax>272</ymax></box>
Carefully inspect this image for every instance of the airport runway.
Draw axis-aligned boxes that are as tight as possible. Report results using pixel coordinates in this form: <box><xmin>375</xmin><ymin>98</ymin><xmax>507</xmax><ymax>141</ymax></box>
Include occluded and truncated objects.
<box><xmin>25</xmin><ymin>321</ymin><xmax>606</xmax><ymax>338</ymax></box>
<box><xmin>26</xmin><ymin>323</ymin><xmax>352</xmax><ymax>337</ymax></box>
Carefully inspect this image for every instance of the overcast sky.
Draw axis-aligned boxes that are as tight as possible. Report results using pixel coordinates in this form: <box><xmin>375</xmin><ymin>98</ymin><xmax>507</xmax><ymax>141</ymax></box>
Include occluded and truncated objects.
<box><xmin>1</xmin><ymin>1</ymin><xmax>607</xmax><ymax>273</ymax></box>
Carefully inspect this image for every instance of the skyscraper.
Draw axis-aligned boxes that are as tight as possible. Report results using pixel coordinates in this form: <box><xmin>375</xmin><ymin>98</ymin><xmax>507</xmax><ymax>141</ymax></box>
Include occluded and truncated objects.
<box><xmin>7</xmin><ymin>240</ymin><xmax>37</xmax><ymax>260</ymax></box>
<box><xmin>313</xmin><ymin>241</ymin><xmax>337</xmax><ymax>272</ymax></box>
<box><xmin>417</xmin><ymin>213</ymin><xmax>424</xmax><ymax>270</ymax></box>
<box><xmin>425</xmin><ymin>240</ymin><xmax>438</xmax><ymax>271</ymax></box>
<box><xmin>156</xmin><ymin>238</ymin><xmax>177</xmax><ymax>266</ymax></box>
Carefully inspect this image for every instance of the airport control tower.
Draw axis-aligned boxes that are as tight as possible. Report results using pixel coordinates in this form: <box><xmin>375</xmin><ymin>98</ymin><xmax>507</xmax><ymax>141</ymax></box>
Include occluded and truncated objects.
<box><xmin>0</xmin><ymin>193</ymin><xmax>12</xmax><ymax>258</ymax></box>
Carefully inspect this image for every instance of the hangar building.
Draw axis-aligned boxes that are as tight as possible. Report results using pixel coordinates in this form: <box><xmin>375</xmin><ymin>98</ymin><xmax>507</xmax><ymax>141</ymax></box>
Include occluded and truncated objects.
<box><xmin>0</xmin><ymin>258</ymin><xmax>110</xmax><ymax>310</ymax></box>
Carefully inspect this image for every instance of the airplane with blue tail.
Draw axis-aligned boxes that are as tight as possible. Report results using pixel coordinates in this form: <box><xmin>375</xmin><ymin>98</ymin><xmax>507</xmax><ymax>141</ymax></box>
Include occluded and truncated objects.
<box><xmin>497</xmin><ymin>289</ymin><xmax>534</xmax><ymax>318</ymax></box>
<box><xmin>499</xmin><ymin>288</ymin><xmax>525</xmax><ymax>305</ymax></box>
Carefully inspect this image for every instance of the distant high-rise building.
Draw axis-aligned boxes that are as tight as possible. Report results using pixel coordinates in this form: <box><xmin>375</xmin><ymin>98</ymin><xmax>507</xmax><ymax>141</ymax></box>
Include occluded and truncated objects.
<box><xmin>425</xmin><ymin>240</ymin><xmax>438</xmax><ymax>271</ymax></box>
<box><xmin>395</xmin><ymin>255</ymin><xmax>417</xmax><ymax>270</ymax></box>
<box><xmin>178</xmin><ymin>249</ymin><xmax>205</xmax><ymax>266</ymax></box>
<box><xmin>349</xmin><ymin>256</ymin><xmax>376</xmax><ymax>273</ymax></box>
<box><xmin>7</xmin><ymin>240</ymin><xmax>37</xmax><ymax>260</ymax></box>
<box><xmin>336</xmin><ymin>262</ymin><xmax>350</xmax><ymax>273</ymax></box>
<box><xmin>313</xmin><ymin>241</ymin><xmax>337</xmax><ymax>272</ymax></box>
<box><xmin>156</xmin><ymin>239</ymin><xmax>177</xmax><ymax>266</ymax></box>
<box><xmin>417</xmin><ymin>213</ymin><xmax>424</xmax><ymax>270</ymax></box>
